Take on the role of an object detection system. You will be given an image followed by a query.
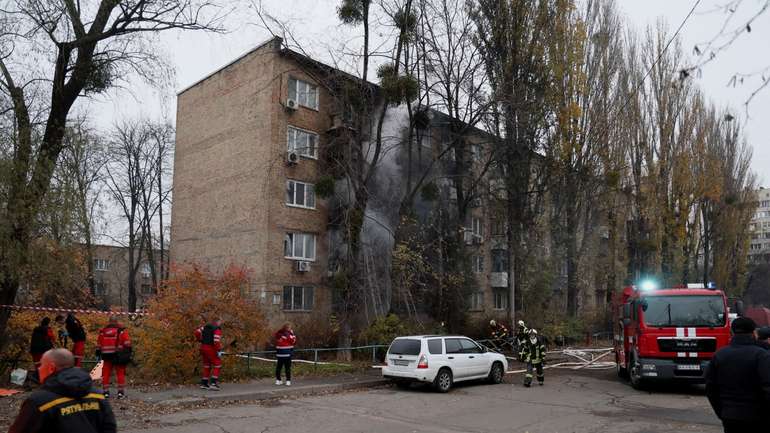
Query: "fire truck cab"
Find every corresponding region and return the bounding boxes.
[613,282,731,389]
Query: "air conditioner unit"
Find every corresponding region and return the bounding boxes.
[287,151,299,165]
[286,98,298,110]
[297,261,311,272]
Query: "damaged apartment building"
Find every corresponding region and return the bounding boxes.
[171,37,609,328]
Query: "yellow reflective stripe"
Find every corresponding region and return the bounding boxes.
[38,393,104,412]
[38,397,74,412]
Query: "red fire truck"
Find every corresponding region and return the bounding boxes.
[613,282,732,388]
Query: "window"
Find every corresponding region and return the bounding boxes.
[282,286,314,311]
[761,200,770,208]
[288,77,319,110]
[286,180,316,209]
[473,256,484,273]
[764,222,770,229]
[491,249,508,273]
[140,262,151,279]
[493,289,508,310]
[272,294,282,305]
[141,284,156,295]
[470,144,482,162]
[287,126,319,159]
[389,339,421,355]
[460,338,482,354]
[94,259,109,271]
[751,243,763,251]
[445,338,463,354]
[428,339,443,355]
[94,281,107,296]
[471,217,483,238]
[468,292,483,311]
[284,232,316,261]
[490,216,506,236]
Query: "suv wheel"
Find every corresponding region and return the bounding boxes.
[433,368,452,393]
[488,362,504,384]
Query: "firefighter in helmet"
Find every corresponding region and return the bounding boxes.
[489,319,509,344]
[515,320,529,360]
[522,329,546,387]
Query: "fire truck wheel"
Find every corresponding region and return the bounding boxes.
[629,355,645,390]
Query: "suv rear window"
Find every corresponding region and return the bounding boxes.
[389,339,421,355]
[428,339,443,354]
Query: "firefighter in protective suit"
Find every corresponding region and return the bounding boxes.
[489,320,509,342]
[515,320,529,360]
[522,329,546,387]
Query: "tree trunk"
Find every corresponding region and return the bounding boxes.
[564,185,580,317]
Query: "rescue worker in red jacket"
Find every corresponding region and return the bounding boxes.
[274,322,296,386]
[96,316,131,399]
[30,317,56,372]
[56,313,87,367]
[195,318,223,391]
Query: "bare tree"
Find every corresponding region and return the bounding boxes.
[0,0,228,345]
[104,119,168,311]
[59,118,108,295]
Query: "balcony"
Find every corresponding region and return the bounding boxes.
[490,272,508,288]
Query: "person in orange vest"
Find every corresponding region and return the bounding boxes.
[274,322,296,386]
[194,317,223,391]
[30,317,56,373]
[96,316,132,399]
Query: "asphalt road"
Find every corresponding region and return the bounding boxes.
[124,369,722,433]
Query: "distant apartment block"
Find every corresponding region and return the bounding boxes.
[749,187,770,263]
[90,244,163,310]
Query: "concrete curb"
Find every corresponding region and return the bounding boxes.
[152,378,391,405]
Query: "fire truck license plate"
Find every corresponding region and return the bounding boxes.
[676,364,700,371]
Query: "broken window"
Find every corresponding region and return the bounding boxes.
[284,232,317,260]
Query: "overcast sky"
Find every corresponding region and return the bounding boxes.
[85,0,770,187]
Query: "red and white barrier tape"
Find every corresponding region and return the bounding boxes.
[0,304,149,316]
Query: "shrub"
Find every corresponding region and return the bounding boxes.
[1,310,139,379]
[360,314,408,345]
[133,264,268,382]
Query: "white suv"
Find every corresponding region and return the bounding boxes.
[381,335,508,392]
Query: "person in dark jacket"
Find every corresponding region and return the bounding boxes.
[705,317,770,433]
[56,314,88,367]
[9,348,116,433]
[30,317,56,371]
[274,322,296,386]
[757,326,770,350]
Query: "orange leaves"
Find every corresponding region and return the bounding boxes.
[132,263,268,382]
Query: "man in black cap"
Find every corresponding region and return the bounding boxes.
[705,317,770,433]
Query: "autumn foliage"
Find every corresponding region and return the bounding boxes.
[133,264,268,382]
